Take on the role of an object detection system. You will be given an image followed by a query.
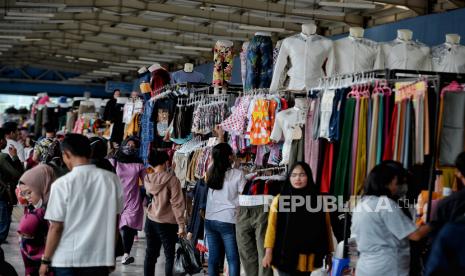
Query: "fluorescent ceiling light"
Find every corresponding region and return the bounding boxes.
[147,54,182,59]
[292,8,346,17]
[0,35,26,39]
[48,20,74,23]
[395,5,410,10]
[14,1,66,8]
[211,36,250,42]
[108,65,136,70]
[238,25,287,33]
[0,30,33,33]
[21,38,43,41]
[127,60,153,65]
[163,49,202,56]
[228,29,255,34]
[4,16,50,21]
[318,1,376,9]
[65,56,75,59]
[174,45,211,52]
[78,57,98,62]
[138,57,174,63]
[265,16,315,24]
[7,11,55,17]
[62,7,98,13]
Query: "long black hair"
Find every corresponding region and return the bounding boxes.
[206,143,233,190]
[283,161,317,194]
[364,160,407,198]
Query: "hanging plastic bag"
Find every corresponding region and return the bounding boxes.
[173,238,203,276]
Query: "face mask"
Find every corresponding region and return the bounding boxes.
[33,198,43,209]
[121,146,139,156]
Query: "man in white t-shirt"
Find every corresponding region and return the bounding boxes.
[1,122,25,163]
[39,134,123,276]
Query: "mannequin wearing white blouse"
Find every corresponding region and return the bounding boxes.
[382,29,432,71]
[432,34,465,73]
[270,23,335,92]
[334,27,383,74]
[270,98,308,165]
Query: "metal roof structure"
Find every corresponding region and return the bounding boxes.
[0,0,463,83]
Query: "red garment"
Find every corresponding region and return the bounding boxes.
[150,68,171,96]
[383,102,399,161]
[320,142,334,193]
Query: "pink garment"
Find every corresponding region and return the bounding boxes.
[304,98,320,183]
[111,160,146,230]
[18,208,47,275]
[38,96,50,105]
[350,98,361,195]
[221,96,251,135]
[73,118,84,134]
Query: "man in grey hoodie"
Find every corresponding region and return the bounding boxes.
[144,150,186,276]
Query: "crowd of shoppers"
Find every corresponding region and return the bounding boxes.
[0,119,465,276]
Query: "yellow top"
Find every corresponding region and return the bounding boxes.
[264,195,333,272]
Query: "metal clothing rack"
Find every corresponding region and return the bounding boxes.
[318,69,465,261]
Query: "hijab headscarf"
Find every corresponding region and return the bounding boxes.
[19,164,56,206]
[272,162,329,272]
[114,136,143,164]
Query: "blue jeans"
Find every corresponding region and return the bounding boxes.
[245,35,273,90]
[205,219,240,276]
[0,200,11,244]
[53,267,109,276]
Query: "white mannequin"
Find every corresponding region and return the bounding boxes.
[255,31,271,37]
[397,29,413,41]
[432,34,465,73]
[270,22,334,91]
[446,34,461,44]
[184,63,194,73]
[302,23,317,36]
[383,29,431,70]
[349,27,364,38]
[148,63,162,72]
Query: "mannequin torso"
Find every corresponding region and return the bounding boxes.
[334,27,383,74]
[382,29,431,70]
[270,23,334,91]
[432,34,465,73]
[184,63,194,73]
[255,31,271,37]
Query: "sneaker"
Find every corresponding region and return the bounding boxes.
[121,255,135,265]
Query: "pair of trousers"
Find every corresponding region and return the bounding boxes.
[0,200,11,244]
[236,206,273,276]
[121,225,138,255]
[245,35,273,91]
[205,219,240,276]
[213,41,234,87]
[144,219,178,276]
[54,267,109,276]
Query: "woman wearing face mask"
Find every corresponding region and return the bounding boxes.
[262,162,332,276]
[351,161,430,276]
[204,143,246,276]
[17,164,56,276]
[110,136,146,265]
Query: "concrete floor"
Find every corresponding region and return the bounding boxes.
[3,207,207,275]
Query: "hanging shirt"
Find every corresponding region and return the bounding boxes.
[334,36,383,74]
[382,39,432,71]
[432,43,465,73]
[171,70,206,84]
[270,107,307,165]
[270,33,335,92]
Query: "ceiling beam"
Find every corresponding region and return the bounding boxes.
[50,12,251,39]
[193,0,364,26]
[54,0,302,31]
[373,0,428,14]
[448,0,465,8]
